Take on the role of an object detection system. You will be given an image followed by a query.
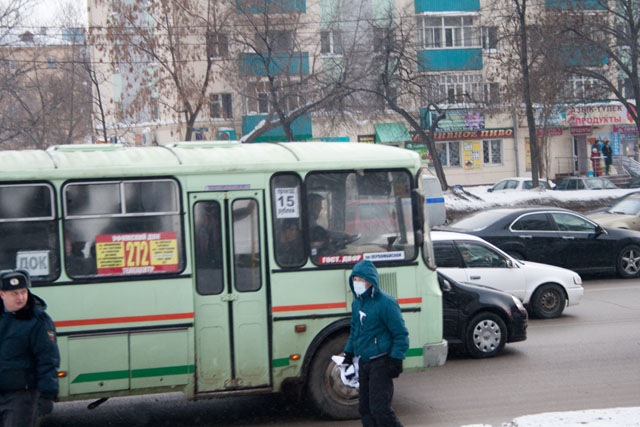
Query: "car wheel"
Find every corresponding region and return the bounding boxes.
[465,312,506,358]
[306,333,359,420]
[531,283,565,319]
[617,245,640,278]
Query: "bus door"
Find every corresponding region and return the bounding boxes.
[190,191,270,392]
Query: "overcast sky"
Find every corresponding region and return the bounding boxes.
[29,0,87,26]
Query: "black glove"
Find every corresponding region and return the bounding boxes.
[387,357,403,378]
[342,351,354,366]
[37,397,54,416]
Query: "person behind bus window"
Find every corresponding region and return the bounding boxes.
[0,270,60,426]
[308,193,359,256]
[276,218,304,267]
[308,193,330,252]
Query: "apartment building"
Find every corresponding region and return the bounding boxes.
[86,0,638,185]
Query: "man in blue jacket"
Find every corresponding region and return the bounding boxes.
[343,260,409,427]
[0,270,60,427]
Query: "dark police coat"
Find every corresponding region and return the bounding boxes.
[0,292,60,399]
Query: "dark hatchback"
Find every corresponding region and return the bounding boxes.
[439,272,528,358]
[440,207,640,278]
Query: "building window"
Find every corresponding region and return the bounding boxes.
[417,15,479,49]
[563,73,608,101]
[619,77,633,99]
[438,74,482,103]
[373,27,395,53]
[210,93,233,119]
[436,141,461,167]
[246,80,303,114]
[4,60,15,72]
[207,32,229,58]
[320,30,342,55]
[481,26,498,50]
[47,57,57,68]
[483,139,502,164]
[484,82,500,104]
[256,30,293,52]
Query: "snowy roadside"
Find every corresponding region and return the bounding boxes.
[463,406,640,427]
[443,185,640,221]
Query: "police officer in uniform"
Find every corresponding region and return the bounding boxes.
[0,270,59,427]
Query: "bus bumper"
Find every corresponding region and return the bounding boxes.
[423,339,448,367]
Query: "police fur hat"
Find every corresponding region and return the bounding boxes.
[0,269,31,291]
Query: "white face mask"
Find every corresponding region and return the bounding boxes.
[353,280,368,296]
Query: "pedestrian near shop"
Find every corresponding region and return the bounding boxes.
[602,138,613,175]
[343,260,409,427]
[591,140,602,177]
[0,270,60,427]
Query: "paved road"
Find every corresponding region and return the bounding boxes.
[42,277,640,427]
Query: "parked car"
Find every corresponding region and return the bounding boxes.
[439,272,528,358]
[487,177,554,192]
[554,176,618,190]
[587,192,640,231]
[440,207,640,278]
[432,231,583,318]
[625,177,640,188]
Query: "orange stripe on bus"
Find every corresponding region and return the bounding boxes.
[398,298,422,304]
[272,302,347,313]
[55,312,195,328]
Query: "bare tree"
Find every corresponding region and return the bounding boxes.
[558,0,640,134]
[335,4,451,189]
[91,0,230,141]
[228,0,351,142]
[483,0,569,186]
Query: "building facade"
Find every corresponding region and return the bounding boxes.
[86,0,638,185]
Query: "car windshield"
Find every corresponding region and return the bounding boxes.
[586,178,615,189]
[447,210,510,231]
[608,195,640,215]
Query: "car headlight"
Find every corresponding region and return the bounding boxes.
[573,274,582,285]
[511,296,526,311]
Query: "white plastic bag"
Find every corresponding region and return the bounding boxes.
[331,355,360,389]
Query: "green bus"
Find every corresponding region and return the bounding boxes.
[0,141,446,419]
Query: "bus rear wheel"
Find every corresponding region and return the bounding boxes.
[306,333,359,420]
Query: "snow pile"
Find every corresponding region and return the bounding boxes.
[443,186,639,221]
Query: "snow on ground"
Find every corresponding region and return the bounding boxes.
[462,406,640,427]
[443,185,640,221]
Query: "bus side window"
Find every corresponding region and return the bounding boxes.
[0,184,59,283]
[270,173,306,268]
[63,179,184,279]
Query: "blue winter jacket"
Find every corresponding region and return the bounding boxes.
[0,292,60,399]
[344,260,409,362]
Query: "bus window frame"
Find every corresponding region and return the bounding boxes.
[62,177,186,280]
[0,182,59,284]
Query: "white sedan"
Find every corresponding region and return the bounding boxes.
[487,177,554,192]
[432,231,583,318]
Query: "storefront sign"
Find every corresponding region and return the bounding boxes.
[434,128,513,141]
[357,134,375,143]
[566,103,635,126]
[613,125,638,134]
[537,128,563,137]
[462,141,482,170]
[433,109,485,131]
[570,126,592,135]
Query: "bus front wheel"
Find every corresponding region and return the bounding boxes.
[306,333,359,420]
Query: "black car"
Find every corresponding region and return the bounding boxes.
[439,272,528,358]
[441,207,640,278]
